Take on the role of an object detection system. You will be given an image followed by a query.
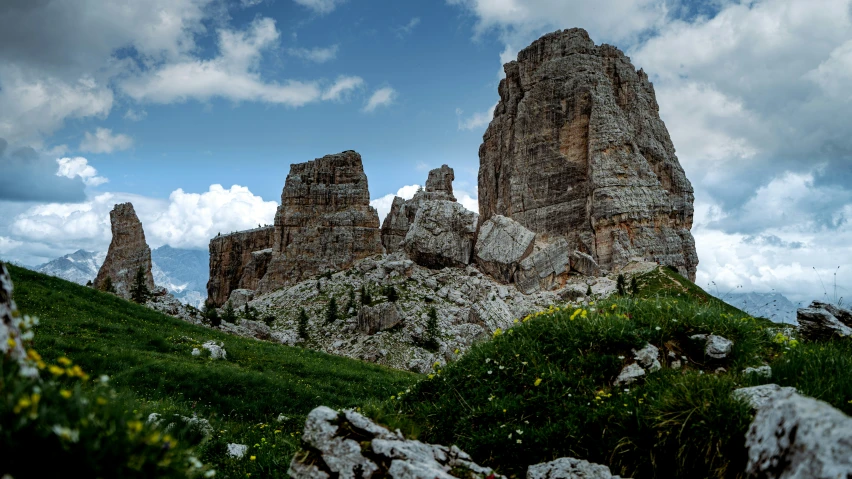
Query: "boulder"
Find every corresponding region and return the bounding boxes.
[258,151,384,293]
[474,215,536,283]
[527,457,628,479]
[93,203,156,299]
[514,239,571,294]
[614,363,645,386]
[743,365,772,378]
[478,28,698,280]
[745,391,852,478]
[468,297,514,333]
[797,301,852,341]
[632,343,661,372]
[570,250,601,277]
[403,200,478,269]
[733,384,797,411]
[691,334,733,359]
[357,302,403,335]
[288,406,502,479]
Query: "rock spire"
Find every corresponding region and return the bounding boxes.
[478,28,698,280]
[94,202,155,298]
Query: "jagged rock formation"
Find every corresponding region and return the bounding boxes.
[94,203,155,298]
[207,227,274,307]
[257,151,383,293]
[381,165,458,253]
[478,28,698,280]
[797,301,852,340]
[403,201,478,269]
[527,457,627,479]
[289,406,503,479]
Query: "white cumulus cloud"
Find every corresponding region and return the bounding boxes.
[288,44,339,63]
[56,157,108,187]
[293,0,346,14]
[370,184,421,224]
[321,76,364,101]
[79,128,134,154]
[457,102,496,131]
[363,87,396,112]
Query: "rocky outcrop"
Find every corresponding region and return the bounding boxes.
[527,457,628,479]
[514,239,572,294]
[357,302,403,335]
[381,165,459,254]
[797,301,852,341]
[478,28,698,280]
[94,203,155,299]
[745,390,852,478]
[474,215,535,283]
[289,406,502,479]
[207,227,274,307]
[258,151,383,292]
[403,200,478,269]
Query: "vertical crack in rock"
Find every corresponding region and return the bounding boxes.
[478,28,698,280]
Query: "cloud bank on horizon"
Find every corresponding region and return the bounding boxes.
[0,0,850,304]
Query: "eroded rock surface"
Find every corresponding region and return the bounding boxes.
[94,203,155,299]
[381,165,460,254]
[515,239,571,294]
[527,457,628,479]
[404,200,478,269]
[289,406,502,479]
[257,151,384,292]
[797,301,852,341]
[357,302,403,335]
[745,391,852,478]
[207,227,274,307]
[478,28,698,280]
[474,215,535,283]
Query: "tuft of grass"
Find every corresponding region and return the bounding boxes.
[7,264,417,476]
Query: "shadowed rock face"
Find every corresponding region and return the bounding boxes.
[94,202,155,298]
[257,151,383,292]
[207,227,275,307]
[478,28,698,280]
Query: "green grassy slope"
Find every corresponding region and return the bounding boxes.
[8,264,417,477]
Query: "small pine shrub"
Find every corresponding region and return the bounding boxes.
[297,308,310,340]
[129,266,151,304]
[630,276,639,296]
[101,276,116,294]
[325,297,338,324]
[221,301,237,324]
[424,307,440,351]
[360,284,372,307]
[586,284,593,296]
[385,285,399,303]
[616,274,626,296]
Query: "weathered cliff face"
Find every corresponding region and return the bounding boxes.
[478,28,698,280]
[257,151,384,292]
[94,202,156,298]
[381,165,457,254]
[207,227,274,307]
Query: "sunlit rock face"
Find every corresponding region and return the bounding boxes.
[478,28,698,280]
[257,151,384,293]
[207,227,274,307]
[94,202,155,298]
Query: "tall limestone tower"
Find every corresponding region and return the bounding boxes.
[478,28,698,280]
[93,202,156,298]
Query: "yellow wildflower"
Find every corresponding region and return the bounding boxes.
[7,338,16,348]
[60,389,73,399]
[534,378,542,387]
[48,365,65,376]
[250,456,256,461]
[493,328,503,337]
[58,357,73,366]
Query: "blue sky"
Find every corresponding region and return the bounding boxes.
[1,0,851,303]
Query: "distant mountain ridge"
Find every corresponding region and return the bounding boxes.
[36,246,209,308]
[716,291,799,324]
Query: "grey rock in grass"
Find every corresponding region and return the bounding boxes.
[743,365,772,378]
[632,343,661,372]
[614,363,645,386]
[357,302,403,335]
[745,391,852,478]
[569,251,601,277]
[527,457,629,479]
[403,200,478,269]
[733,384,797,411]
[515,238,572,294]
[474,215,536,283]
[797,301,852,341]
[691,334,733,359]
[200,340,226,360]
[227,443,248,458]
[289,406,503,479]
